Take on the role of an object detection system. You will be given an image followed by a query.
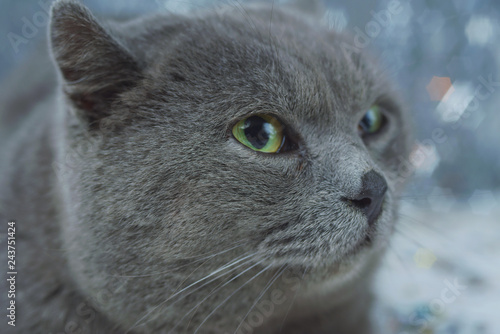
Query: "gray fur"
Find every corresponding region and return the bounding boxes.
[0,1,412,333]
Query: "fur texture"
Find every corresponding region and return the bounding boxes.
[0,1,412,333]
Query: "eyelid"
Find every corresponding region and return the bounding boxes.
[373,95,401,116]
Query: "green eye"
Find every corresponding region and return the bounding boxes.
[358,105,385,135]
[232,114,285,153]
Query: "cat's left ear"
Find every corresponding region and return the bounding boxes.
[49,0,141,124]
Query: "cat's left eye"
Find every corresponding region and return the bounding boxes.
[358,105,387,136]
[232,114,286,153]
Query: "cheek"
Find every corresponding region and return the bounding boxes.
[185,172,301,225]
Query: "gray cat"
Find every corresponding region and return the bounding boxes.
[0,0,412,333]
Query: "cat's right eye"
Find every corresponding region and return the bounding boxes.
[232,114,293,153]
[358,105,387,137]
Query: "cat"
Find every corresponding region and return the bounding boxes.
[0,0,413,333]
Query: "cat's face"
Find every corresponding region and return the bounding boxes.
[51,1,412,332]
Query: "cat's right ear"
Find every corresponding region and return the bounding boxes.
[49,0,141,127]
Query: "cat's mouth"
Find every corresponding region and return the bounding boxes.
[256,197,389,267]
[256,226,375,267]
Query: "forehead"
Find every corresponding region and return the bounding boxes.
[137,8,386,127]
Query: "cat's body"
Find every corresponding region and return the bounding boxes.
[0,1,412,333]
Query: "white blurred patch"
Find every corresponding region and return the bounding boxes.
[392,0,413,26]
[410,142,440,175]
[436,81,474,123]
[155,0,202,14]
[428,187,456,213]
[468,190,498,215]
[322,9,348,31]
[465,16,494,46]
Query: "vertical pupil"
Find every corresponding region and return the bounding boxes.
[244,116,269,149]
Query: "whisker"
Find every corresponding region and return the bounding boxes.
[397,213,493,268]
[169,258,269,333]
[398,214,459,250]
[384,244,415,281]
[174,241,248,261]
[268,0,281,67]
[393,224,428,250]
[230,0,260,35]
[398,212,456,244]
[141,255,258,331]
[108,241,248,278]
[193,261,274,334]
[125,251,257,333]
[278,266,307,333]
[233,264,287,334]
[398,194,457,199]
[170,258,211,297]
[168,255,257,308]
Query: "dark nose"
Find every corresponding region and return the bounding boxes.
[344,170,388,225]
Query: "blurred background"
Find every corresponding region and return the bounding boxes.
[1,0,498,333]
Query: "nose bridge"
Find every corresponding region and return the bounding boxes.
[314,139,373,197]
[311,136,389,225]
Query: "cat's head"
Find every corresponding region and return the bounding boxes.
[50,0,412,331]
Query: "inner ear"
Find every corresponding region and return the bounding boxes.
[49,0,142,129]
